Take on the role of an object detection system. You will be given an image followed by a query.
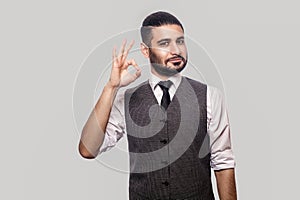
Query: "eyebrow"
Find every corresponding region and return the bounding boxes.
[156,36,185,44]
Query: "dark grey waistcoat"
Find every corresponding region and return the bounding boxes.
[124,77,214,200]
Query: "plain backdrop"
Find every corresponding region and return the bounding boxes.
[1,1,299,199]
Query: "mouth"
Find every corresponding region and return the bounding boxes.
[167,57,184,66]
[171,61,182,66]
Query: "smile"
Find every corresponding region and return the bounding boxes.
[172,61,182,66]
[167,56,184,66]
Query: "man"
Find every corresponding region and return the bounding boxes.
[79,11,237,200]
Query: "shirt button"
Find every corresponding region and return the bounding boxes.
[160,139,168,144]
[161,181,169,186]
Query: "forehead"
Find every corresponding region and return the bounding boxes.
[151,24,184,41]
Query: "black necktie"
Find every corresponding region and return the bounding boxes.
[158,80,173,110]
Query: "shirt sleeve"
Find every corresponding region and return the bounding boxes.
[99,90,126,154]
[207,86,236,170]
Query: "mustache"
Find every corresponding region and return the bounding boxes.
[166,55,185,63]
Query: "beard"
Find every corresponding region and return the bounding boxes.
[149,49,188,77]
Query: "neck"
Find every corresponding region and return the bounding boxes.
[151,67,172,80]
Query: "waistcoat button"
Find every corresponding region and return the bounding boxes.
[160,139,168,144]
[161,181,169,186]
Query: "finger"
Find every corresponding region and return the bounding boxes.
[123,58,135,69]
[122,40,135,63]
[128,59,141,78]
[112,46,117,60]
[130,59,141,71]
[132,59,139,67]
[125,40,135,54]
[118,39,127,59]
[135,68,142,78]
[112,46,119,68]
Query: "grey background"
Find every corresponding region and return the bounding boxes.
[1,0,298,199]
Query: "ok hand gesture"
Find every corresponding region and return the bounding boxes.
[109,40,141,88]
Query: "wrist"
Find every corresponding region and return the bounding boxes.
[105,81,119,91]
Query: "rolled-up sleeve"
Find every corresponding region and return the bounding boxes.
[99,90,126,154]
[207,86,235,170]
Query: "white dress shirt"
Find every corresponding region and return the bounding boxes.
[99,72,235,170]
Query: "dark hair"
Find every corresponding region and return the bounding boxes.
[141,11,184,46]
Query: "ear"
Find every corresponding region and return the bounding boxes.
[140,42,150,58]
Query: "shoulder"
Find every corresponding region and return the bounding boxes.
[124,80,150,97]
[207,86,224,101]
[183,76,207,95]
[184,76,207,87]
[182,77,225,102]
[206,85,227,113]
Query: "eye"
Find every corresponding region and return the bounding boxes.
[158,41,169,47]
[177,39,185,45]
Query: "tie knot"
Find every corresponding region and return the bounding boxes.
[158,80,173,90]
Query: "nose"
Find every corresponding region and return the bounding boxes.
[169,42,181,55]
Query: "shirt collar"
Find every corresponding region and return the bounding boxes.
[149,71,182,91]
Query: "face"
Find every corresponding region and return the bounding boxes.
[148,24,188,77]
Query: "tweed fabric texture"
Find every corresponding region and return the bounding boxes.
[125,77,214,200]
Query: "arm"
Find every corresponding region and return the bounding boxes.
[208,87,237,199]
[78,83,118,159]
[214,168,237,200]
[78,40,141,159]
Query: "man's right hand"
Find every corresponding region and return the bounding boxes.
[108,40,141,88]
[79,40,141,159]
